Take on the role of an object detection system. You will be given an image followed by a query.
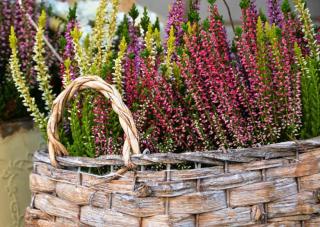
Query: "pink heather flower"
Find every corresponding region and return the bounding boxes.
[180,32,228,148]
[236,1,281,143]
[281,16,302,131]
[139,54,195,151]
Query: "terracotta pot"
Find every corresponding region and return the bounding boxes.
[0,119,43,227]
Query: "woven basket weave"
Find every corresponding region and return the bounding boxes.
[26,76,320,227]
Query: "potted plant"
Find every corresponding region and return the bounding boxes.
[9,0,320,226]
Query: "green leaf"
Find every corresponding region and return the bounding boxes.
[128,3,139,21]
[140,7,150,34]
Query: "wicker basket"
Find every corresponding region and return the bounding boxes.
[25,76,320,227]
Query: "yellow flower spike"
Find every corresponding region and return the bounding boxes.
[108,0,119,43]
[63,58,72,87]
[294,42,307,72]
[9,26,47,136]
[92,0,107,52]
[264,21,272,39]
[71,26,89,76]
[165,26,176,78]
[144,23,157,65]
[113,37,127,96]
[90,0,108,75]
[100,0,119,69]
[256,17,264,41]
[33,10,54,111]
[145,23,154,53]
[38,10,46,28]
[187,21,193,35]
[9,26,17,50]
[153,28,161,49]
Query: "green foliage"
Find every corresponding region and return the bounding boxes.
[67,94,95,157]
[202,19,210,31]
[115,15,130,45]
[235,26,243,37]
[188,0,200,24]
[281,0,291,14]
[239,0,250,9]
[128,3,139,22]
[67,3,77,21]
[294,0,320,138]
[259,9,267,23]
[153,17,160,31]
[295,44,320,138]
[140,7,150,34]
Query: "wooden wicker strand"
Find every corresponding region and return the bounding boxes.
[47,76,140,167]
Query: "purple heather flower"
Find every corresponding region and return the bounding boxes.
[123,21,143,108]
[12,0,37,85]
[0,0,12,71]
[267,0,284,27]
[60,19,79,83]
[165,0,186,46]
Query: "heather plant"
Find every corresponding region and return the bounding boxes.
[9,0,320,158]
[293,0,320,138]
[64,0,121,157]
[60,0,313,154]
[1,0,60,121]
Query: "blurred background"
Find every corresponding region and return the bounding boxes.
[46,0,320,37]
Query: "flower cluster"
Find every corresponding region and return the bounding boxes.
[10,0,320,156]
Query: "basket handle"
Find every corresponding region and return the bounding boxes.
[47,76,140,167]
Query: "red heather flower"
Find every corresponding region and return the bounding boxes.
[241,1,258,52]
[197,5,251,146]
[281,16,302,131]
[236,2,279,144]
[140,55,192,152]
[180,31,228,148]
[92,71,117,155]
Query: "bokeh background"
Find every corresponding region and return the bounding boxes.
[48,0,320,38]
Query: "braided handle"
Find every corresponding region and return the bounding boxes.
[47,76,140,167]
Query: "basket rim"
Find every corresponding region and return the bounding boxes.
[35,136,320,168]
